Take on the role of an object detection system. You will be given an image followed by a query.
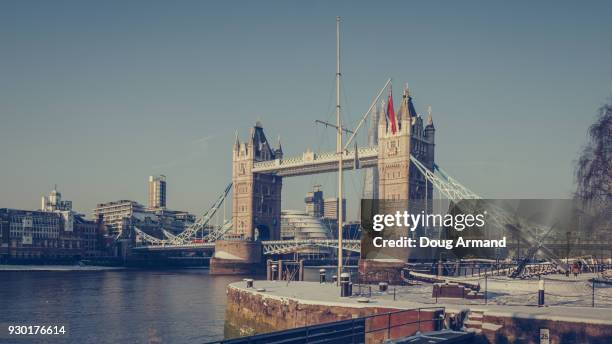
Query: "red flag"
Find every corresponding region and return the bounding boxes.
[387,89,397,134]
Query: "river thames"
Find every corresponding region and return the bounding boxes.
[0,268,249,344]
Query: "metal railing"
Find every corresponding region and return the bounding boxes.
[208,318,366,344]
[363,307,445,341]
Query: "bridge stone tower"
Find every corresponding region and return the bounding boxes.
[231,122,283,241]
[361,87,436,281]
[378,89,412,201]
[377,87,435,203]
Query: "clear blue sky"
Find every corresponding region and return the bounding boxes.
[1,1,611,220]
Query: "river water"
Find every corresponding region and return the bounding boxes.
[0,268,249,344]
[0,267,342,344]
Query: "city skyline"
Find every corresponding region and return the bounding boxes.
[1,1,611,220]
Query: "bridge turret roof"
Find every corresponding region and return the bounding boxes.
[276,136,283,153]
[426,105,435,129]
[234,131,240,150]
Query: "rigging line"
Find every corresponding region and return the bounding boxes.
[340,76,353,130]
[348,163,361,195]
[342,82,365,154]
[309,78,336,190]
[344,79,391,150]
[348,172,362,242]
[312,77,338,161]
[339,77,365,229]
[324,75,338,124]
[309,128,324,187]
[312,121,335,189]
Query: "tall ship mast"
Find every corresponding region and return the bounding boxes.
[336,16,344,282]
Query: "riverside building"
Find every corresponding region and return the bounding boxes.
[0,188,103,262]
[93,175,195,238]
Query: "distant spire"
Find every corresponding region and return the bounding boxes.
[234,131,240,150]
[354,142,360,169]
[427,106,434,126]
[397,84,409,124]
[405,83,410,97]
[276,136,283,152]
[379,99,387,128]
[406,84,417,118]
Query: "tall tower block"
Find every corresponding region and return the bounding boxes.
[148,175,167,209]
[231,122,283,241]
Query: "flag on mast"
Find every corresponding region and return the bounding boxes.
[386,87,397,134]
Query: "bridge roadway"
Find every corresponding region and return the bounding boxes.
[131,239,362,255]
[252,146,378,177]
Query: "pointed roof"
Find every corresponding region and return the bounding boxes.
[407,87,417,118]
[426,105,434,128]
[251,124,274,160]
[397,86,410,122]
[276,136,283,153]
[378,99,387,128]
[234,131,240,150]
[50,185,61,197]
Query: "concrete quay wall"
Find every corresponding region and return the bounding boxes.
[224,281,612,344]
[224,285,438,342]
[478,311,612,344]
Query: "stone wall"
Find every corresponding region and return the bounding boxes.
[225,285,439,343]
[210,240,264,275]
[225,283,612,344]
[480,313,612,344]
[214,240,262,262]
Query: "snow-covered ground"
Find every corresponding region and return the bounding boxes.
[397,272,612,308]
[229,275,612,324]
[390,274,612,308]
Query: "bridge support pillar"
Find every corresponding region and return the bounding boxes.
[210,240,264,275]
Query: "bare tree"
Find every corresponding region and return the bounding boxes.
[574,104,611,236]
[575,104,611,203]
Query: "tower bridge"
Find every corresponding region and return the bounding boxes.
[230,87,435,243]
[129,15,606,276]
[133,86,439,265]
[133,84,591,277]
[131,93,593,277]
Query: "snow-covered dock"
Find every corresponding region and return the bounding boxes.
[226,277,612,343]
[229,278,612,324]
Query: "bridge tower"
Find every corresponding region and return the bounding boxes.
[377,88,414,201]
[361,87,436,282]
[231,122,283,241]
[377,87,435,204]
